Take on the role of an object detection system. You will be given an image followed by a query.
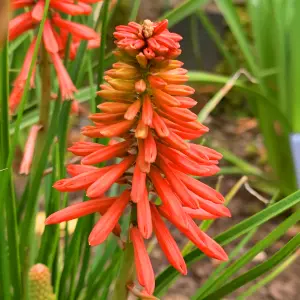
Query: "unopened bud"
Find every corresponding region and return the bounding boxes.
[148,75,167,89]
[136,52,148,68]
[142,19,154,38]
[135,120,149,139]
[116,68,140,79]
[29,264,55,300]
[165,60,184,70]
[107,78,135,91]
[135,79,146,93]
[144,48,155,60]
[124,100,142,120]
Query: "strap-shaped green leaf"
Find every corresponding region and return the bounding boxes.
[201,234,300,299]
[188,71,291,133]
[236,251,299,299]
[154,190,300,296]
[0,34,13,300]
[129,0,141,21]
[193,210,300,299]
[160,0,210,27]
[96,0,111,106]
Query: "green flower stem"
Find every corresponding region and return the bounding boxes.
[38,45,51,130]
[112,241,134,300]
[34,44,51,162]
[111,205,136,300]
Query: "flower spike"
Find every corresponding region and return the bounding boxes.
[46,18,230,296]
[8,0,102,112]
[50,52,77,100]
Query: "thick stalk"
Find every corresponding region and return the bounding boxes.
[111,205,136,300]
[39,45,51,131]
[33,44,51,167]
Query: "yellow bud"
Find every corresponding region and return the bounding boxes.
[136,53,148,69]
[107,78,135,91]
[135,79,146,93]
[29,264,55,300]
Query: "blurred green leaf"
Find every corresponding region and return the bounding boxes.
[0,37,13,300]
[37,143,60,267]
[188,71,291,133]
[160,0,210,27]
[154,190,300,296]
[196,10,237,71]
[215,0,258,74]
[236,251,299,300]
[9,34,30,54]
[201,234,300,299]
[214,0,297,192]
[193,210,300,299]
[96,0,111,106]
[287,0,300,131]
[85,250,122,299]
[194,227,257,298]
[129,0,141,21]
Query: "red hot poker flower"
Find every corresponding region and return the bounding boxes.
[46,19,231,296]
[8,0,103,112]
[9,37,37,113]
[50,52,77,100]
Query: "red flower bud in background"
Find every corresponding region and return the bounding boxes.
[46,19,230,295]
[8,0,103,112]
[19,125,42,175]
